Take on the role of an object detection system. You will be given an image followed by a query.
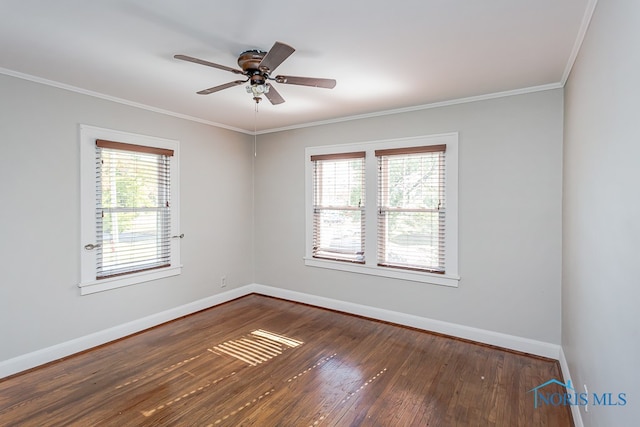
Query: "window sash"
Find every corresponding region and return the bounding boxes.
[95,145,172,279]
[377,149,446,273]
[312,155,365,263]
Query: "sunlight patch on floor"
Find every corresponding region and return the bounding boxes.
[209,329,303,366]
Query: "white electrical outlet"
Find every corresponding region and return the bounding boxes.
[584,384,589,412]
[221,276,227,288]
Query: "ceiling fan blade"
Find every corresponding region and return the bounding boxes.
[275,75,336,89]
[174,54,244,75]
[197,80,246,95]
[258,42,295,73]
[264,84,285,105]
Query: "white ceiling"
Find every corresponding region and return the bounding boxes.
[0,0,593,133]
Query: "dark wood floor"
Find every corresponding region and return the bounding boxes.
[0,294,573,426]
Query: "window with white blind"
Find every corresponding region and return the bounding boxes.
[311,152,365,263]
[95,139,172,278]
[80,125,181,295]
[305,134,459,287]
[377,145,446,273]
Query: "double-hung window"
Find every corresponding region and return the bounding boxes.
[305,134,459,287]
[377,145,446,273]
[80,125,181,295]
[311,152,365,263]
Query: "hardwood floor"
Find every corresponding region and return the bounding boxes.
[0,294,573,426]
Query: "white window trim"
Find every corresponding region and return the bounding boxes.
[79,125,181,295]
[305,133,459,287]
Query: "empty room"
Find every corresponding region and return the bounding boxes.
[0,1,637,426]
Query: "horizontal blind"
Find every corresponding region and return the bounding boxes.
[377,146,446,273]
[312,152,365,263]
[96,142,172,279]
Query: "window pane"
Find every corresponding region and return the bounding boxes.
[98,210,170,276]
[385,153,443,210]
[313,208,364,262]
[378,211,444,271]
[315,159,363,207]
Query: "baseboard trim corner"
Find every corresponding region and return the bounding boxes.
[251,284,561,359]
[0,285,254,379]
[559,347,585,427]
[2,283,562,380]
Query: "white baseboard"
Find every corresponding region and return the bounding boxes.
[1,283,561,380]
[0,286,251,379]
[559,347,584,427]
[251,284,561,359]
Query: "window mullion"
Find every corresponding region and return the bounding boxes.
[364,149,378,267]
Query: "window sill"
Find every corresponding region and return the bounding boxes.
[304,257,459,287]
[78,265,182,295]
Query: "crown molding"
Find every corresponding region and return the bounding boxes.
[1,66,564,137]
[257,82,563,135]
[561,0,599,86]
[0,67,253,135]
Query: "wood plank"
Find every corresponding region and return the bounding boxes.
[0,294,573,426]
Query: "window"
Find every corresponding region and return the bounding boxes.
[311,152,365,263]
[377,145,446,273]
[305,134,459,287]
[80,125,181,295]
[95,140,172,278]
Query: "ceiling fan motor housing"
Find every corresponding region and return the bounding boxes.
[238,50,268,73]
[249,74,266,85]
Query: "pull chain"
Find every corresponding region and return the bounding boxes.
[254,102,258,157]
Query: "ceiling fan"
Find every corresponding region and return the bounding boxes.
[174,41,336,105]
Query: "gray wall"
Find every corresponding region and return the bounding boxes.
[0,74,254,361]
[0,66,566,369]
[254,89,564,344]
[563,1,639,425]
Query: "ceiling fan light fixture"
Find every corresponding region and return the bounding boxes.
[247,83,269,95]
[247,83,271,104]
